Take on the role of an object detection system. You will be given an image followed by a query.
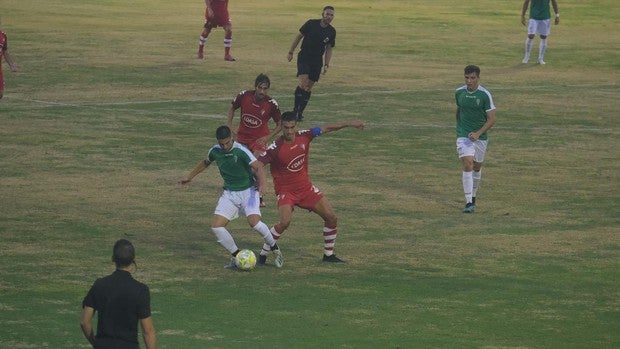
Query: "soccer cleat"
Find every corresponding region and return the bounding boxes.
[257,254,267,265]
[273,249,284,268]
[322,254,345,263]
[463,202,476,213]
[295,113,304,122]
[224,55,236,61]
[521,57,529,64]
[224,258,237,269]
[538,59,546,65]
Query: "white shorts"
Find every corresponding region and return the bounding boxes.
[528,19,551,36]
[214,187,261,221]
[456,137,488,163]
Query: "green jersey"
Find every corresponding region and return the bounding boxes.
[455,85,495,140]
[207,141,256,191]
[529,0,552,20]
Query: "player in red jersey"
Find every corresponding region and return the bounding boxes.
[227,74,282,155]
[227,73,282,207]
[0,30,18,99]
[257,112,364,264]
[197,0,235,61]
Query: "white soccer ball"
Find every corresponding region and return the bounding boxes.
[235,249,256,271]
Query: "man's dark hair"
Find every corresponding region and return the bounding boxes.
[323,6,335,12]
[215,125,232,140]
[464,65,481,77]
[254,73,270,88]
[112,239,135,268]
[281,111,297,122]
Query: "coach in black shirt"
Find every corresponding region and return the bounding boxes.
[80,239,156,349]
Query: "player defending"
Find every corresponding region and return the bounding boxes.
[521,0,560,64]
[455,65,496,213]
[0,29,18,99]
[180,126,283,268]
[257,112,364,264]
[197,0,236,61]
[287,6,336,121]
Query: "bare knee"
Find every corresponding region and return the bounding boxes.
[527,34,535,39]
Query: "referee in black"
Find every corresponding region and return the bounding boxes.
[287,6,336,121]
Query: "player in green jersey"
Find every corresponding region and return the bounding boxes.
[455,65,496,213]
[521,0,560,64]
[180,125,283,268]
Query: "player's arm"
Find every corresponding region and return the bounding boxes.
[319,119,365,135]
[287,32,304,62]
[140,316,157,349]
[226,104,238,137]
[179,159,211,184]
[3,49,17,72]
[455,106,460,121]
[468,109,496,141]
[323,45,332,74]
[79,306,96,346]
[521,0,530,26]
[250,160,268,196]
[551,0,560,24]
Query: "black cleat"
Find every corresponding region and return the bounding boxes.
[322,254,345,263]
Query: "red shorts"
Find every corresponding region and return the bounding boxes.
[204,7,231,27]
[276,183,324,211]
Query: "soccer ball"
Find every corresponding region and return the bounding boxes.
[235,249,256,270]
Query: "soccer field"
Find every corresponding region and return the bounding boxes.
[1,0,618,348]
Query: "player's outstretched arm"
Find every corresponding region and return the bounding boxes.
[179,160,210,184]
[319,119,365,134]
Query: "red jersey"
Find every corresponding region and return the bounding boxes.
[258,129,320,194]
[205,0,231,26]
[231,90,281,148]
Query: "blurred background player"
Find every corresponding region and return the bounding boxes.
[0,28,18,99]
[287,6,336,121]
[179,126,283,268]
[454,65,496,213]
[257,112,364,264]
[227,73,282,207]
[521,0,560,64]
[197,0,235,61]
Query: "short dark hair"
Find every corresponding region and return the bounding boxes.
[281,111,297,122]
[464,65,480,76]
[216,125,232,140]
[323,5,334,12]
[254,73,270,88]
[112,239,135,268]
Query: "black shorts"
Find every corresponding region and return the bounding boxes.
[296,56,322,82]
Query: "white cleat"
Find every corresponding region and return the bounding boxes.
[538,59,546,65]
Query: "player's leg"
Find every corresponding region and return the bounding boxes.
[198,24,214,59]
[223,23,235,61]
[523,19,537,63]
[259,203,293,265]
[457,138,476,212]
[212,192,243,267]
[537,20,551,64]
[471,140,488,206]
[311,197,344,263]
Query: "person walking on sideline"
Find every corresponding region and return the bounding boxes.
[197,0,236,61]
[180,125,283,268]
[287,6,336,121]
[455,65,496,213]
[521,0,560,64]
[257,112,364,264]
[80,239,157,349]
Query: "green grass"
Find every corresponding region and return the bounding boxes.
[1,0,619,348]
